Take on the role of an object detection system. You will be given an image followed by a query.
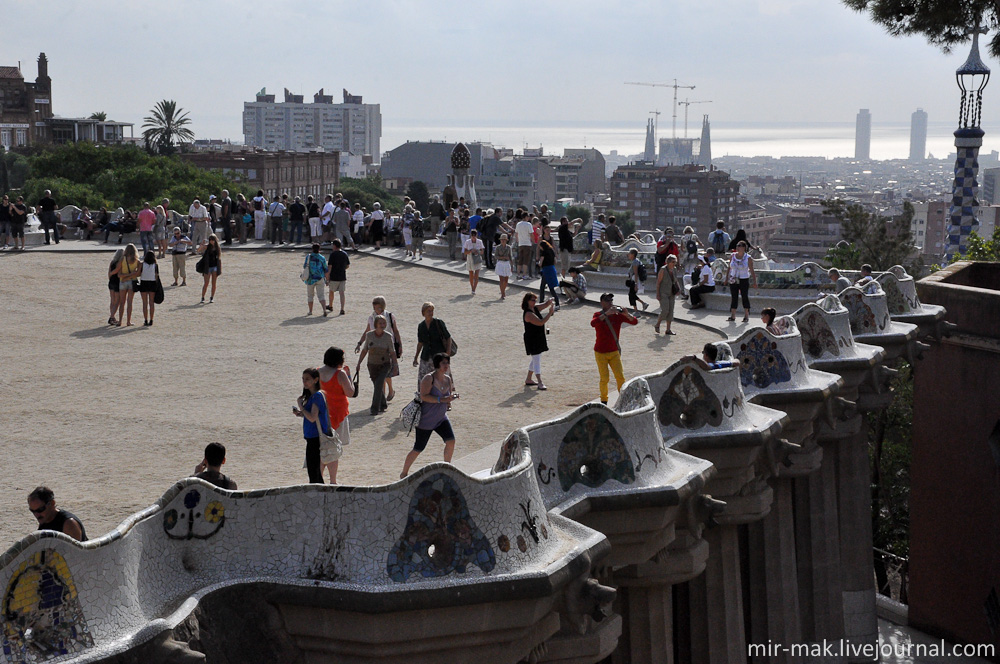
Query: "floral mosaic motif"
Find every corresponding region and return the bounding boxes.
[738,332,792,388]
[795,310,841,358]
[163,489,225,541]
[840,290,877,335]
[2,549,94,664]
[386,474,495,583]
[556,413,635,491]
[658,366,724,429]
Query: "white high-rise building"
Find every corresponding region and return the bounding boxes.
[242,88,381,158]
[909,108,928,162]
[855,109,871,160]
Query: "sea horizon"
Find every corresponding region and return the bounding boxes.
[381,119,999,162]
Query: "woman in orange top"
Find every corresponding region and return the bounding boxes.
[318,346,353,483]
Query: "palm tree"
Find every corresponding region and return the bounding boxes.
[141,100,194,155]
[89,111,107,121]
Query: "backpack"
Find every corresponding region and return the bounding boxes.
[686,238,697,257]
[253,198,263,211]
[711,230,727,255]
[637,262,648,282]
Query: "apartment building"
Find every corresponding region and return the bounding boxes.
[243,88,380,158]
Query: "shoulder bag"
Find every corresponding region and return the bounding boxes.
[436,319,458,357]
[602,312,622,353]
[195,254,207,274]
[154,276,165,304]
[389,312,402,358]
[315,399,343,461]
[399,393,422,435]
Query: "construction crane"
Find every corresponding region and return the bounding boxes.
[625,80,695,139]
[677,99,713,137]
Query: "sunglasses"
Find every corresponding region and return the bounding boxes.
[30,504,48,514]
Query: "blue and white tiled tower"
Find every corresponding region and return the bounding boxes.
[946,28,991,260]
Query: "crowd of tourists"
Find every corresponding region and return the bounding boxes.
[21,186,799,545]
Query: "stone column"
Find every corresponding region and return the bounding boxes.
[611,509,714,664]
[945,127,985,260]
[687,525,748,664]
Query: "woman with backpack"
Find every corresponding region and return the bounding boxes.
[680,226,701,277]
[626,248,650,312]
[302,243,329,316]
[252,189,267,240]
[401,204,416,257]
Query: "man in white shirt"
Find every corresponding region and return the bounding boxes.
[688,255,716,309]
[320,195,336,245]
[268,197,286,244]
[188,199,211,254]
[514,214,534,280]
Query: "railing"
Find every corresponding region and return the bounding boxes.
[874,547,909,604]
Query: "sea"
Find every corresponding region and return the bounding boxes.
[382,120,1000,161]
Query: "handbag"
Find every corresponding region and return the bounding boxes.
[195,255,206,274]
[350,369,360,398]
[436,319,458,357]
[154,277,165,304]
[399,394,422,435]
[317,413,343,461]
[388,313,402,358]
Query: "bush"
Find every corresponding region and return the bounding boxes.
[339,177,403,213]
[9,143,246,211]
[566,205,591,225]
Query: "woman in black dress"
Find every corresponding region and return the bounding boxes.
[201,234,222,303]
[522,292,554,391]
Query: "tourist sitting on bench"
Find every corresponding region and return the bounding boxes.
[688,255,715,309]
[575,240,603,272]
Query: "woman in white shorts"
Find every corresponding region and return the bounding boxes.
[494,233,513,300]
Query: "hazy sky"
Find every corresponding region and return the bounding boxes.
[4,0,995,156]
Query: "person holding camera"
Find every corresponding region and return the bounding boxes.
[522,293,554,391]
[591,292,638,404]
[400,353,458,478]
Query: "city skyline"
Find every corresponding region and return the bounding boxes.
[2,1,998,160]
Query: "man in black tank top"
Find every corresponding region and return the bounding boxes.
[193,442,238,490]
[27,486,87,541]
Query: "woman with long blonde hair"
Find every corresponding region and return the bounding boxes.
[116,244,141,326]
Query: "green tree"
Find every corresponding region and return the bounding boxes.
[88,111,107,121]
[961,228,1000,260]
[338,177,403,212]
[142,100,195,156]
[566,205,591,226]
[844,0,1000,57]
[19,143,245,210]
[821,199,922,273]
[406,180,430,215]
[869,361,913,601]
